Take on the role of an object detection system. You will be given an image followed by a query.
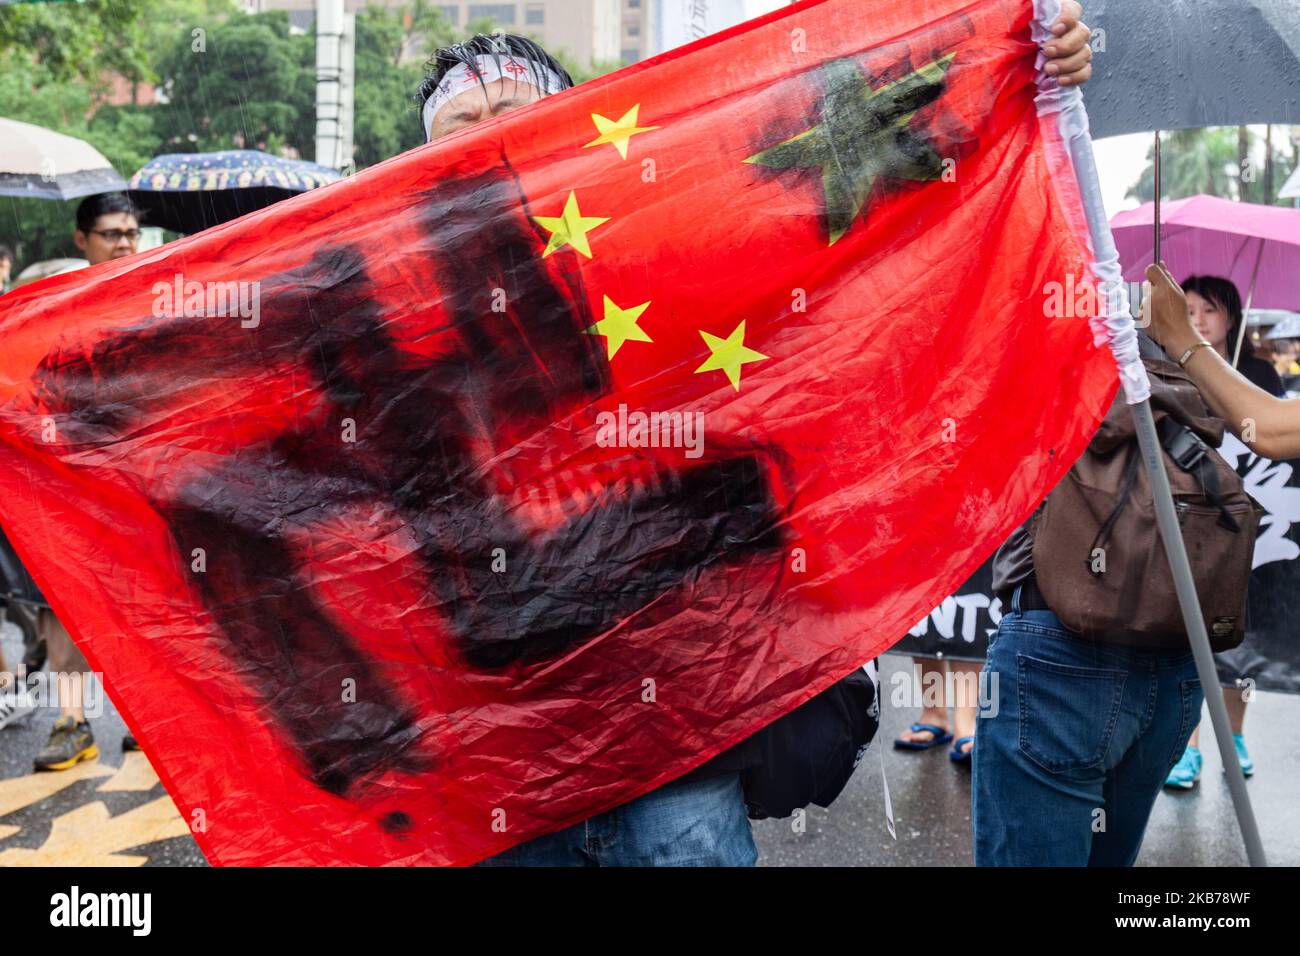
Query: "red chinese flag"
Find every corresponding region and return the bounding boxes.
[0,0,1116,864]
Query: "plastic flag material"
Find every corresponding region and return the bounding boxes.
[0,0,1118,864]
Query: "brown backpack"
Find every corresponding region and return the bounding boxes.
[1031,355,1263,652]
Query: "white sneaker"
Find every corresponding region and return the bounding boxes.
[0,689,36,730]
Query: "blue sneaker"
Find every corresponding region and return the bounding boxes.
[1164,746,1202,790]
[1233,735,1254,777]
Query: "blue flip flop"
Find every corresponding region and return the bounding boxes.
[894,723,953,750]
[949,736,975,764]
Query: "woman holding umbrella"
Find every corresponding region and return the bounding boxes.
[1147,263,1300,459]
[1182,276,1285,397]
[1148,265,1300,792]
[1154,273,1285,789]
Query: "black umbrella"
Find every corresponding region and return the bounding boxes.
[1083,0,1299,140]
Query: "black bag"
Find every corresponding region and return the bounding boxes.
[741,662,880,820]
[0,526,47,608]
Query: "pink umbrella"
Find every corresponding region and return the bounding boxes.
[1110,195,1300,361]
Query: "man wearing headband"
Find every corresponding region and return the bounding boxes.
[418,34,574,143]
[419,12,1094,867]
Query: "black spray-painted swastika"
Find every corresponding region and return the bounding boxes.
[34,168,783,797]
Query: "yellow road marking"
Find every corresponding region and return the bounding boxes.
[97,752,161,793]
[0,796,190,866]
[0,759,113,817]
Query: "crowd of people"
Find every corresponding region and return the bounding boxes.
[0,1,1295,867]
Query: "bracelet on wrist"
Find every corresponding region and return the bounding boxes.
[1176,340,1213,368]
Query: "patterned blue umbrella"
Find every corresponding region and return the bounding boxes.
[128,150,342,234]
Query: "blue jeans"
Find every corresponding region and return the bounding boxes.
[973,593,1203,866]
[476,772,757,867]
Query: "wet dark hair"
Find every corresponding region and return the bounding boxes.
[75,192,138,234]
[1183,274,1252,360]
[0,243,12,263]
[416,33,574,135]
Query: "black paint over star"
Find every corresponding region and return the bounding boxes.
[746,54,954,245]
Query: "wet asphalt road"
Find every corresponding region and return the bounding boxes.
[1,618,1294,866]
[753,653,1300,866]
[0,623,206,866]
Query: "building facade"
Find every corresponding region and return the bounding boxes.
[250,0,625,67]
[248,0,787,65]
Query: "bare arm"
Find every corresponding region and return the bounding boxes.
[1143,263,1300,460]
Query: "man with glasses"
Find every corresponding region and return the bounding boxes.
[72,193,140,267]
[28,193,143,770]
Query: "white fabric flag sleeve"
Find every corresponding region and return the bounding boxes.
[1032,0,1151,405]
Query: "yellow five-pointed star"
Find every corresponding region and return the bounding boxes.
[534,191,610,258]
[585,295,652,359]
[583,105,659,159]
[695,320,768,391]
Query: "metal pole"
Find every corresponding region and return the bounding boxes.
[315,0,344,169]
[339,10,356,172]
[1153,130,1162,265]
[1230,239,1265,369]
[1130,399,1267,866]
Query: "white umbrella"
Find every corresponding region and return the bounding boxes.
[0,117,127,200]
[1266,313,1300,340]
[11,258,88,289]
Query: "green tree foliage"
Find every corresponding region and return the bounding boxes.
[352,2,459,167]
[0,0,625,266]
[0,0,149,85]
[0,29,159,262]
[153,11,315,156]
[1129,126,1299,207]
[0,0,238,262]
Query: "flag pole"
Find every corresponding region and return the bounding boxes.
[1128,401,1266,866]
[1153,130,1162,264]
[1033,0,1266,865]
[1230,239,1266,369]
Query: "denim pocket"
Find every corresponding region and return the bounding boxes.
[1017,654,1126,773]
[1169,677,1205,769]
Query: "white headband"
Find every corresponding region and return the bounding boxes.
[422,54,566,138]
